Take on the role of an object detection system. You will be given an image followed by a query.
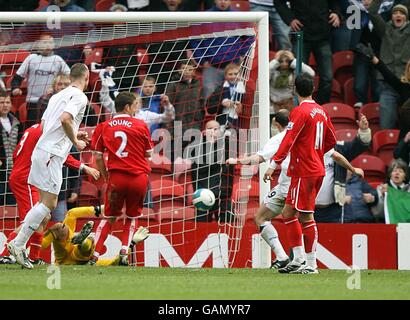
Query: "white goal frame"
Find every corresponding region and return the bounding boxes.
[0,11,271,202]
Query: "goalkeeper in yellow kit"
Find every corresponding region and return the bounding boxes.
[41,205,149,266]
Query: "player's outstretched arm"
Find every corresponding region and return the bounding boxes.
[60,112,86,151]
[94,152,108,182]
[331,150,364,179]
[226,154,264,165]
[82,165,100,181]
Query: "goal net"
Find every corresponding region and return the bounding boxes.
[0,12,270,268]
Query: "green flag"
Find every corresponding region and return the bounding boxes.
[384,186,410,224]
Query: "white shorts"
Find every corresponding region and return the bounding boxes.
[28,148,64,195]
[263,185,286,215]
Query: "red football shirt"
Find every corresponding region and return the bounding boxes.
[272,100,336,177]
[10,123,81,182]
[91,114,153,175]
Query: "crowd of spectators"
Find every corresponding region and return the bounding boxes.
[0,0,409,224]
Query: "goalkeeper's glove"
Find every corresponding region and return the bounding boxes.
[131,226,150,245]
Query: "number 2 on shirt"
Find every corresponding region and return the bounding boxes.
[315,121,324,150]
[115,131,129,158]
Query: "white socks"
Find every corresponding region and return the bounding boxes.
[306,252,317,269]
[292,246,305,264]
[14,203,51,248]
[260,221,288,261]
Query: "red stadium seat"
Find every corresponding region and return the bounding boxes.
[330,79,343,103]
[96,0,115,11]
[151,179,185,203]
[232,177,259,202]
[372,129,400,167]
[231,0,250,11]
[343,77,356,107]
[359,102,381,134]
[149,154,172,175]
[332,50,354,88]
[323,102,357,130]
[159,203,195,221]
[84,48,103,66]
[335,129,357,142]
[137,207,159,221]
[0,51,30,66]
[0,206,18,219]
[77,181,100,206]
[17,102,27,124]
[351,155,386,183]
[269,51,277,61]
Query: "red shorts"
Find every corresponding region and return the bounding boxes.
[286,176,324,213]
[9,175,39,221]
[104,171,149,218]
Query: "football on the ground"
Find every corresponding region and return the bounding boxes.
[192,188,216,211]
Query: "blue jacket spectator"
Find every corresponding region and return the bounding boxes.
[342,173,378,223]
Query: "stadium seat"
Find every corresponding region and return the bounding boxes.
[330,79,343,103]
[308,53,316,70]
[0,50,30,66]
[17,102,27,124]
[149,154,172,174]
[368,181,383,190]
[158,203,195,221]
[359,102,381,134]
[231,1,250,11]
[335,128,357,142]
[232,177,259,202]
[151,179,185,203]
[137,207,159,221]
[77,181,100,206]
[323,102,357,130]
[332,50,353,88]
[351,155,386,183]
[0,206,18,219]
[84,47,103,66]
[372,129,400,167]
[343,77,356,107]
[269,51,276,61]
[36,0,49,10]
[96,0,115,11]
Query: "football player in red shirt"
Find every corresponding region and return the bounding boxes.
[89,92,153,265]
[264,73,337,274]
[0,123,100,264]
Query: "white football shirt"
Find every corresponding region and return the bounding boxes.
[257,130,291,195]
[36,86,88,158]
[316,149,336,206]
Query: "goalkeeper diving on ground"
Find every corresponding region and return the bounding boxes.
[40,205,149,266]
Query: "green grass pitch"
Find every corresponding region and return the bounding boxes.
[0,266,409,300]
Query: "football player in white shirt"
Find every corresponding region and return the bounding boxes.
[227,109,365,270]
[8,63,90,269]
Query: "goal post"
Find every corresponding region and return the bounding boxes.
[0,11,271,268]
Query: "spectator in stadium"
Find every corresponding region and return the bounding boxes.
[351,0,381,110]
[368,1,410,129]
[165,59,205,158]
[315,114,372,223]
[188,0,254,99]
[0,92,21,205]
[116,0,150,11]
[39,1,94,66]
[153,0,187,11]
[269,50,315,114]
[394,130,410,165]
[249,0,292,50]
[11,34,70,129]
[341,170,378,223]
[368,54,410,137]
[372,159,410,220]
[36,74,71,124]
[189,120,234,223]
[137,77,162,133]
[206,63,244,129]
[275,0,341,105]
[71,0,94,11]
[110,3,128,11]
